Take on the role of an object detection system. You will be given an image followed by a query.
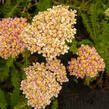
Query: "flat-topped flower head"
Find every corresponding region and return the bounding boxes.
[22,5,76,60]
[67,44,105,78]
[21,62,62,109]
[0,17,28,59]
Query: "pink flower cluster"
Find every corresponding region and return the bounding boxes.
[46,58,68,84]
[0,17,28,59]
[67,44,105,78]
[21,58,68,109]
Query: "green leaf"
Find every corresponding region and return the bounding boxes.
[37,0,52,11]
[6,57,14,68]
[0,89,7,109]
[81,13,93,38]
[22,49,30,68]
[51,99,58,109]
[65,39,78,54]
[4,0,23,17]
[14,97,32,109]
[10,87,20,108]
[73,78,78,83]
[0,65,9,82]
[84,76,96,86]
[11,67,20,88]
[78,39,94,47]
[69,44,78,54]
[70,40,78,53]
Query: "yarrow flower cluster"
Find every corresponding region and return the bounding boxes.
[21,5,76,59]
[105,8,109,16]
[46,58,68,84]
[21,59,68,109]
[67,44,105,78]
[0,17,28,59]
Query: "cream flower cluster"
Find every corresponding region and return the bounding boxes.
[46,58,68,84]
[21,5,76,59]
[21,62,63,109]
[105,8,109,16]
[67,44,105,78]
[0,17,28,59]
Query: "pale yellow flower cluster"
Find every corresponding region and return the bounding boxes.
[20,63,62,109]
[105,8,109,16]
[22,5,76,59]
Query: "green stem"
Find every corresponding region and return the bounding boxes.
[51,99,58,109]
